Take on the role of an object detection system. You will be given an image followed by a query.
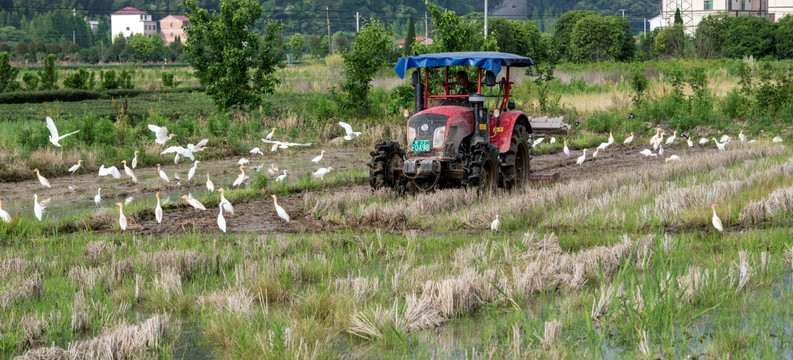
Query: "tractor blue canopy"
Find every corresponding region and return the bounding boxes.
[394,51,534,79]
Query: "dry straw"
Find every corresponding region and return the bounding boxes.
[740,185,793,225]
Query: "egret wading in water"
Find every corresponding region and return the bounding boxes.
[157,164,170,183]
[116,202,127,231]
[155,192,163,224]
[275,170,288,182]
[271,194,290,222]
[33,194,49,221]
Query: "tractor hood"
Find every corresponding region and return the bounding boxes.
[407,106,473,160]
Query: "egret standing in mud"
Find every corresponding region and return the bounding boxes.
[312,167,333,180]
[116,202,127,231]
[271,194,290,222]
[188,161,199,181]
[121,160,138,183]
[94,188,101,206]
[217,203,227,233]
[33,169,51,188]
[157,164,170,183]
[132,151,139,169]
[576,149,587,165]
[181,195,207,211]
[232,166,247,187]
[155,192,163,224]
[312,150,325,163]
[218,188,234,215]
[563,139,570,157]
[68,160,82,174]
[624,132,634,145]
[206,173,214,192]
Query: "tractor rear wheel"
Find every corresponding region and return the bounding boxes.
[368,141,405,191]
[500,123,531,189]
[464,142,500,193]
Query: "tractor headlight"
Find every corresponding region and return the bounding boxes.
[407,127,416,146]
[432,127,445,148]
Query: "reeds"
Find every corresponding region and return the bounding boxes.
[536,320,562,350]
[740,185,793,225]
[0,273,42,309]
[154,267,183,296]
[199,287,254,316]
[348,301,405,340]
[334,275,380,304]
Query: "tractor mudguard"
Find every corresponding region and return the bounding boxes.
[490,110,531,153]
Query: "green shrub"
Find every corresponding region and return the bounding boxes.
[63,69,93,90]
[100,70,119,89]
[37,54,58,91]
[0,51,19,92]
[389,82,414,115]
[251,173,269,190]
[161,72,178,88]
[22,72,38,91]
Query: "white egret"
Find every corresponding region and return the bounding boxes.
[532,137,544,147]
[68,160,83,174]
[217,203,226,233]
[719,134,731,143]
[181,195,206,211]
[131,150,139,169]
[608,132,614,145]
[772,136,783,143]
[275,170,288,182]
[649,128,660,146]
[33,194,49,221]
[157,164,170,183]
[267,164,279,176]
[147,124,174,145]
[312,167,334,180]
[338,121,361,140]
[592,148,599,158]
[124,196,134,205]
[187,161,199,181]
[665,155,681,162]
[699,137,709,145]
[711,203,723,232]
[576,149,587,165]
[739,130,746,143]
[711,138,726,151]
[155,192,163,224]
[161,145,196,162]
[46,117,80,147]
[94,188,101,206]
[206,173,214,192]
[33,169,51,188]
[550,137,557,144]
[121,160,138,183]
[116,202,127,231]
[232,165,247,187]
[0,199,11,223]
[596,142,609,151]
[658,145,664,156]
[639,149,656,157]
[687,138,693,147]
[249,147,263,156]
[265,127,276,140]
[271,194,290,222]
[218,188,234,214]
[261,139,312,150]
[624,132,634,144]
[311,150,326,163]
[665,130,677,145]
[490,214,500,232]
[237,158,249,166]
[563,139,570,157]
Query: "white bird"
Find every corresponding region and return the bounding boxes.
[576,149,587,165]
[687,138,694,147]
[157,164,170,183]
[311,150,325,163]
[772,135,783,143]
[658,145,664,156]
[711,203,723,232]
[121,160,137,183]
[665,155,681,162]
[719,134,731,143]
[188,161,199,181]
[0,199,11,223]
[608,132,614,145]
[592,148,599,158]
[33,169,51,188]
[217,203,226,233]
[237,158,249,166]
[232,166,248,187]
[271,194,290,222]
[532,137,544,147]
[711,138,726,151]
[265,127,276,140]
[155,192,163,224]
[639,149,656,157]
[267,164,279,175]
[124,196,134,205]
[46,116,80,147]
[550,137,557,144]
[738,130,746,143]
[68,160,83,174]
[218,188,234,215]
[699,137,709,145]
[181,195,206,211]
[596,142,609,151]
[338,121,361,140]
[275,170,288,182]
[624,132,634,144]
[665,130,677,145]
[654,133,664,151]
[260,139,312,150]
[94,188,101,206]
[115,202,127,231]
[161,146,195,162]
[249,147,263,156]
[147,124,174,145]
[33,194,49,221]
[206,173,214,192]
[490,214,500,232]
[649,128,660,146]
[312,167,334,180]
[131,151,139,169]
[563,139,570,157]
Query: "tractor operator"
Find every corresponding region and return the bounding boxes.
[455,71,478,95]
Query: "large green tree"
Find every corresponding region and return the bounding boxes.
[183,0,283,111]
[129,33,164,62]
[695,12,731,58]
[552,10,598,62]
[488,17,546,62]
[404,15,415,56]
[0,51,19,92]
[420,1,497,53]
[570,14,633,63]
[288,33,304,60]
[724,15,775,59]
[654,23,685,59]
[775,15,793,59]
[341,18,392,111]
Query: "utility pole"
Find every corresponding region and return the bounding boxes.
[619,9,627,18]
[355,12,360,32]
[73,30,76,44]
[484,0,488,39]
[424,11,428,40]
[326,7,332,55]
[644,18,647,35]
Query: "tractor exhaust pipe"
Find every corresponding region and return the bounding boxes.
[412,71,424,113]
[469,93,487,144]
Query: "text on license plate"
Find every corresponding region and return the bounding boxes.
[411,140,430,152]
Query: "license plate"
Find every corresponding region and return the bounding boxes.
[411,140,430,152]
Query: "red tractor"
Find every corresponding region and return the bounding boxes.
[369,52,539,192]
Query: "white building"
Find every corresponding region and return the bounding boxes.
[661,0,793,34]
[649,15,669,31]
[110,7,158,39]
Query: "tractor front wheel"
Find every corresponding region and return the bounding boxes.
[368,141,405,191]
[500,123,531,189]
[464,142,500,193]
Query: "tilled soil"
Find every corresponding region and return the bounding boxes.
[1,143,717,235]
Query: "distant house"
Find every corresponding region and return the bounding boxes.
[397,36,433,49]
[649,15,668,31]
[159,15,190,45]
[110,7,157,39]
[660,0,793,34]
